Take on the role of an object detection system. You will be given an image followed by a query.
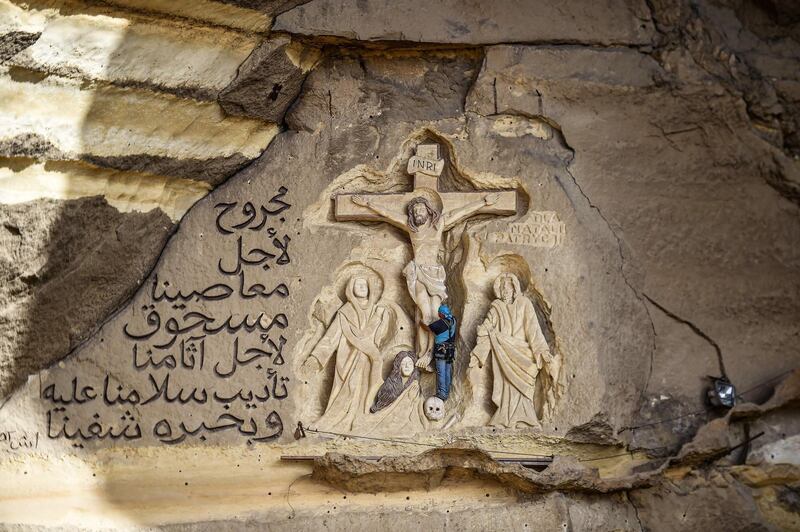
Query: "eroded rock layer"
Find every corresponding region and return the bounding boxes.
[0,0,798,530]
[0,0,320,394]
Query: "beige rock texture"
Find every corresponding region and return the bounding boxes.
[0,0,799,530]
[273,0,655,45]
[0,0,317,402]
[0,197,174,399]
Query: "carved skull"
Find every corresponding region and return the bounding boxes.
[424,396,445,421]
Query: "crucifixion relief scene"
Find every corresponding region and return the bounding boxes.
[0,0,798,529]
[296,140,567,434]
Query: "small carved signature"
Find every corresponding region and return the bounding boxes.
[0,430,39,451]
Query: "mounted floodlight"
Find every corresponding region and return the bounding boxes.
[707,376,736,408]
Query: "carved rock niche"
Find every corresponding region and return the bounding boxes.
[0,126,651,453]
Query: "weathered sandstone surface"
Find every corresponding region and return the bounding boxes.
[0,0,798,530]
[0,0,316,394]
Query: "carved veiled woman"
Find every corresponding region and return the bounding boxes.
[470,273,558,428]
[305,275,396,431]
[354,351,428,436]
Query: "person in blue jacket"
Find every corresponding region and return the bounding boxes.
[427,304,457,401]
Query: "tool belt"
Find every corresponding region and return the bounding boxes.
[433,341,456,362]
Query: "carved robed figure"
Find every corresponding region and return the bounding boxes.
[352,350,429,435]
[301,275,396,431]
[336,143,517,368]
[469,273,562,427]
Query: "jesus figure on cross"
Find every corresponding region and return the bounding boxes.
[336,143,516,369]
[350,191,500,365]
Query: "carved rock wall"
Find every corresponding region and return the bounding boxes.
[0,0,316,398]
[0,0,798,530]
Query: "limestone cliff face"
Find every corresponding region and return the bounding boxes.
[0,0,314,397]
[0,0,798,530]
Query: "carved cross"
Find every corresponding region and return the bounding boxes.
[334,143,516,224]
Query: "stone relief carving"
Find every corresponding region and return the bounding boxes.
[370,350,419,413]
[300,274,401,432]
[296,140,571,435]
[353,350,429,435]
[484,211,566,248]
[336,143,517,367]
[30,185,296,449]
[469,273,563,427]
[424,396,445,421]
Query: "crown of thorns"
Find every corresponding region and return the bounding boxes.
[406,196,440,231]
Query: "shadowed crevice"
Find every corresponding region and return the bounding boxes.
[0,197,174,400]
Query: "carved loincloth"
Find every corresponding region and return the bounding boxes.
[403,260,447,303]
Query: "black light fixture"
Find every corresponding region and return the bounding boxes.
[707,376,736,408]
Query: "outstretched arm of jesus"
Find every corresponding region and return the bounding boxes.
[444,192,500,230]
[351,195,408,231]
